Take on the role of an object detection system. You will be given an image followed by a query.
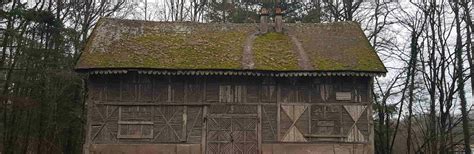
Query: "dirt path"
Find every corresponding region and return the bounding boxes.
[289,34,313,70]
[242,32,257,69]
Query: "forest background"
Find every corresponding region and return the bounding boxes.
[0,0,473,153]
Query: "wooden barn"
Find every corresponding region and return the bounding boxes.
[75,12,386,154]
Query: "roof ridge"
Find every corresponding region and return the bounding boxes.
[101,17,358,26]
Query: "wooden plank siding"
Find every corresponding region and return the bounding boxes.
[85,73,371,146]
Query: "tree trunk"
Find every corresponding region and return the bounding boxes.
[454,2,471,153]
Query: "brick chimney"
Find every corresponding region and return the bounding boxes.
[275,7,283,33]
[260,8,269,33]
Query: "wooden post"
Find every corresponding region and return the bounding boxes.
[276,84,281,141]
[258,105,262,154]
[182,79,188,141]
[368,77,375,153]
[201,106,208,154]
[182,106,187,142]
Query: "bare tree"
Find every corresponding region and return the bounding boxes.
[452,1,471,153]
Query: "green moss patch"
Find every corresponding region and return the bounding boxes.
[290,22,386,72]
[253,32,299,70]
[78,31,247,69]
[76,19,386,73]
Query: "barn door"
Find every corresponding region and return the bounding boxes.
[206,112,259,154]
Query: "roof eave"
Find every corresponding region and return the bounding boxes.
[74,68,386,77]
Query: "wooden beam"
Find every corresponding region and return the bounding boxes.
[257,105,262,154]
[201,106,208,154]
[118,121,153,125]
[207,114,258,118]
[304,134,346,138]
[277,84,281,141]
[182,106,187,142]
[94,101,370,106]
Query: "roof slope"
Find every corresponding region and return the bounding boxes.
[76,18,386,73]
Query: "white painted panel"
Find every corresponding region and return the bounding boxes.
[336,92,352,101]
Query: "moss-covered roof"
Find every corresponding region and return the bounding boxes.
[253,32,299,70]
[76,18,386,73]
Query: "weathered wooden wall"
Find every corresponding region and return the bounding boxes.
[84,73,373,154]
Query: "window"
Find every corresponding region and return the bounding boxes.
[117,106,153,139]
[310,105,342,137]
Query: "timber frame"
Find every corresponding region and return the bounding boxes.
[77,17,386,154]
[83,71,375,154]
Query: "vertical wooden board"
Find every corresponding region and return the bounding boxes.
[262,105,278,142]
[344,105,366,122]
[121,74,137,102]
[90,105,106,123]
[246,84,259,103]
[284,127,307,142]
[219,85,234,103]
[261,85,277,102]
[138,83,153,101]
[153,106,184,143]
[356,109,369,140]
[138,75,152,101]
[94,126,109,143]
[279,85,297,103]
[341,107,355,135]
[310,78,322,103]
[201,106,208,154]
[89,76,106,101]
[279,106,292,141]
[234,85,243,103]
[279,105,308,142]
[226,85,232,103]
[106,77,121,101]
[170,107,185,140]
[296,79,311,103]
[295,107,309,138]
[357,78,369,102]
[367,77,375,153]
[90,125,101,143]
[206,82,219,102]
[100,125,118,143]
[341,77,353,92]
[186,80,204,103]
[346,125,365,142]
[171,82,185,102]
[320,78,335,102]
[186,107,203,143]
[153,82,169,102]
[276,86,281,141]
[182,107,188,141]
[258,105,262,154]
[107,106,119,139]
